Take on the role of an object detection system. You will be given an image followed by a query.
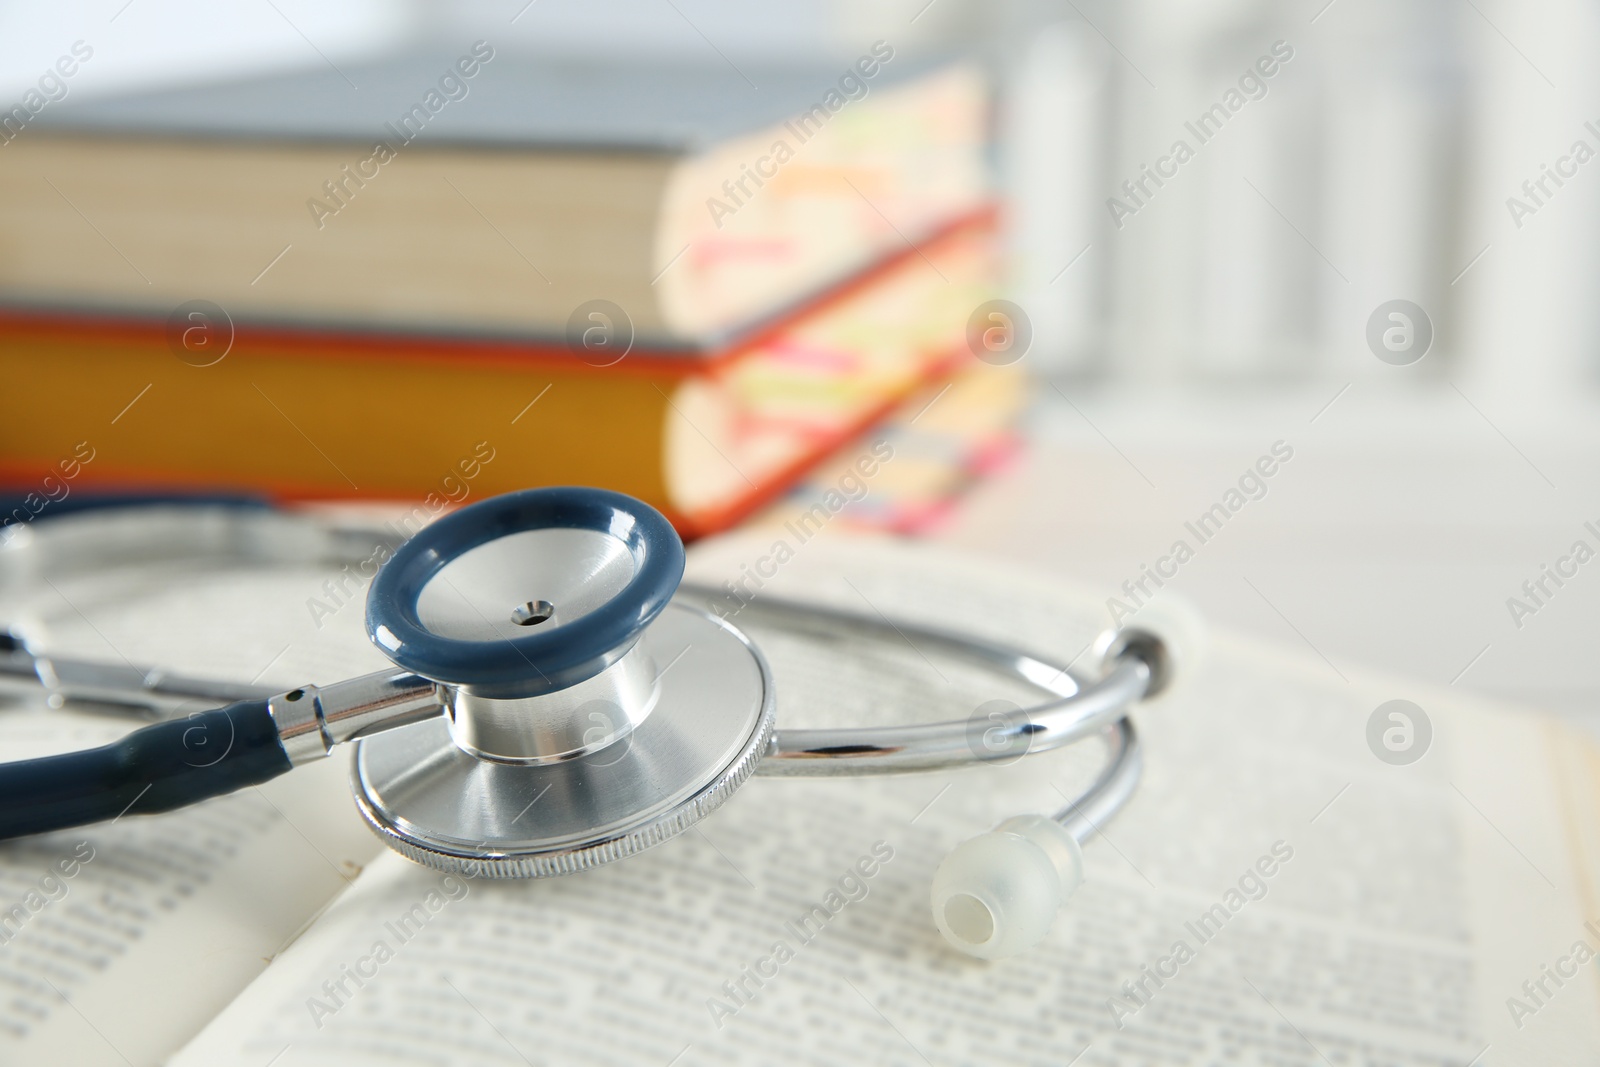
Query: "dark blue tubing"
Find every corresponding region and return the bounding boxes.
[0,493,290,840]
[0,699,291,840]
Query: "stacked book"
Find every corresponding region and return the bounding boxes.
[0,42,1001,536]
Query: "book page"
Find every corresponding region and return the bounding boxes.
[0,530,395,1066]
[171,532,1600,1065]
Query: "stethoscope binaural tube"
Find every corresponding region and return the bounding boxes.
[681,584,1158,775]
[0,487,1190,960]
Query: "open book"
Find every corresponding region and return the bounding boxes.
[1,528,1597,1065]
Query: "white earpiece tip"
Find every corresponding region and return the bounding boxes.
[1096,594,1205,702]
[930,815,1082,960]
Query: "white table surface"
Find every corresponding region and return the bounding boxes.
[934,381,1600,735]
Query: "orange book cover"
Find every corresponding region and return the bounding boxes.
[0,209,997,537]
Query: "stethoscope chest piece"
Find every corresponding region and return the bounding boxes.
[353,488,774,878]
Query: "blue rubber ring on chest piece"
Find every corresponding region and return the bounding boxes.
[365,487,684,695]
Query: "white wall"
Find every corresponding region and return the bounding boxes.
[0,0,415,98]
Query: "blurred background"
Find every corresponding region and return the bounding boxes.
[4,0,1600,728]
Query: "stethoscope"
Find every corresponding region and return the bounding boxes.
[0,487,1187,960]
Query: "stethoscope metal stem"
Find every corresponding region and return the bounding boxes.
[268,669,446,764]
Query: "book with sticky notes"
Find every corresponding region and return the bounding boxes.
[0,47,1000,535]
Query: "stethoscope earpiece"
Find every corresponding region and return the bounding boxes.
[931,815,1084,960]
[932,598,1197,959]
